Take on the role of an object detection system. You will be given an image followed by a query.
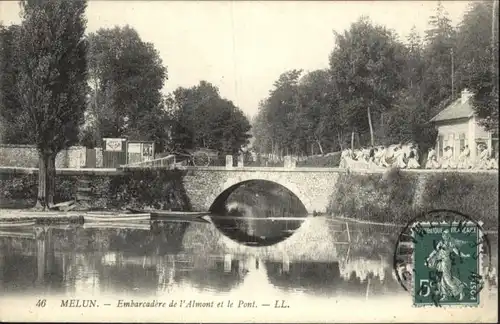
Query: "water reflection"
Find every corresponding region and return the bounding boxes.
[266,260,342,295]
[175,254,248,293]
[209,180,308,246]
[0,219,497,299]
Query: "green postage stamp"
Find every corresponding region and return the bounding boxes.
[411,220,484,307]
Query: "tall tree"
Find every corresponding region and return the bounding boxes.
[422,1,457,113]
[16,0,89,209]
[251,103,274,155]
[404,26,425,91]
[84,26,169,150]
[170,81,251,156]
[329,17,406,147]
[296,69,342,154]
[0,25,30,144]
[262,70,303,156]
[455,0,499,131]
[384,26,438,150]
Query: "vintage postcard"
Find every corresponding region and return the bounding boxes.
[0,0,498,323]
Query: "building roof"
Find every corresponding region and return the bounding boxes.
[430,97,474,122]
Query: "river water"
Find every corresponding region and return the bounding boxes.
[0,215,497,322]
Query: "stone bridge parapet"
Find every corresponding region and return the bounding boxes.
[1,165,497,215]
[181,167,346,213]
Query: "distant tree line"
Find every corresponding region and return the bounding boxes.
[0,0,88,209]
[166,81,251,156]
[253,1,499,157]
[1,18,251,156]
[0,0,251,208]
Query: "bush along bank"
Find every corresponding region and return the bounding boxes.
[419,172,498,230]
[0,169,192,211]
[327,169,420,225]
[327,169,499,231]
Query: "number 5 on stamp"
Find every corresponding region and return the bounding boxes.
[412,221,483,307]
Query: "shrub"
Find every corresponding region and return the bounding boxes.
[327,169,420,224]
[54,176,79,203]
[419,172,499,231]
[327,170,498,231]
[0,169,192,211]
[105,169,191,210]
[0,173,37,202]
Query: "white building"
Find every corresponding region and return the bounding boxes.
[430,89,498,163]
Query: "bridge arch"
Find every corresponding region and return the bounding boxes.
[207,173,314,214]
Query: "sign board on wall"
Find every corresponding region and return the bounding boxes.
[126,141,155,164]
[104,138,125,152]
[142,143,153,158]
[128,143,141,154]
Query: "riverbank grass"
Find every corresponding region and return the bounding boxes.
[328,170,498,231]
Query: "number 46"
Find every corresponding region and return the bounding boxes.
[36,299,46,308]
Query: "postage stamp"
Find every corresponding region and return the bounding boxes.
[412,221,483,306]
[393,209,492,308]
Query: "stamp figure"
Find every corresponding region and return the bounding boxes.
[412,221,484,307]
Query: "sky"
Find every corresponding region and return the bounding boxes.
[0,1,472,118]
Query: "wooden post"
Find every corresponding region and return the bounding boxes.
[224,254,232,273]
[225,155,233,169]
[284,155,293,169]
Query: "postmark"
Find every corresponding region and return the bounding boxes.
[393,209,492,307]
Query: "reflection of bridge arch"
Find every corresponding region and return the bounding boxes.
[265,260,342,295]
[181,217,340,261]
[174,254,248,292]
[208,175,312,214]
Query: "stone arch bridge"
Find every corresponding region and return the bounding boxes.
[179,167,344,214]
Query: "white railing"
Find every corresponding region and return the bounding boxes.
[121,155,178,169]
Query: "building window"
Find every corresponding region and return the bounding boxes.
[492,138,499,159]
[459,133,466,151]
[438,135,444,157]
[476,139,487,156]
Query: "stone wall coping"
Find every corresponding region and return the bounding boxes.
[0,167,123,176]
[0,144,37,148]
[124,166,499,174]
[0,144,87,150]
[1,166,498,175]
[183,166,348,172]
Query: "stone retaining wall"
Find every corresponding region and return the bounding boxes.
[0,168,190,211]
[0,167,497,230]
[0,144,103,168]
[327,169,499,230]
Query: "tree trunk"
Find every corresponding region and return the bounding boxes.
[47,153,56,208]
[337,131,344,151]
[351,131,355,150]
[367,105,374,146]
[315,138,324,155]
[380,112,385,140]
[35,151,56,210]
[35,153,49,210]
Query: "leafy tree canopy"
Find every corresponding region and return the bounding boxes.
[82,25,169,150]
[169,81,251,156]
